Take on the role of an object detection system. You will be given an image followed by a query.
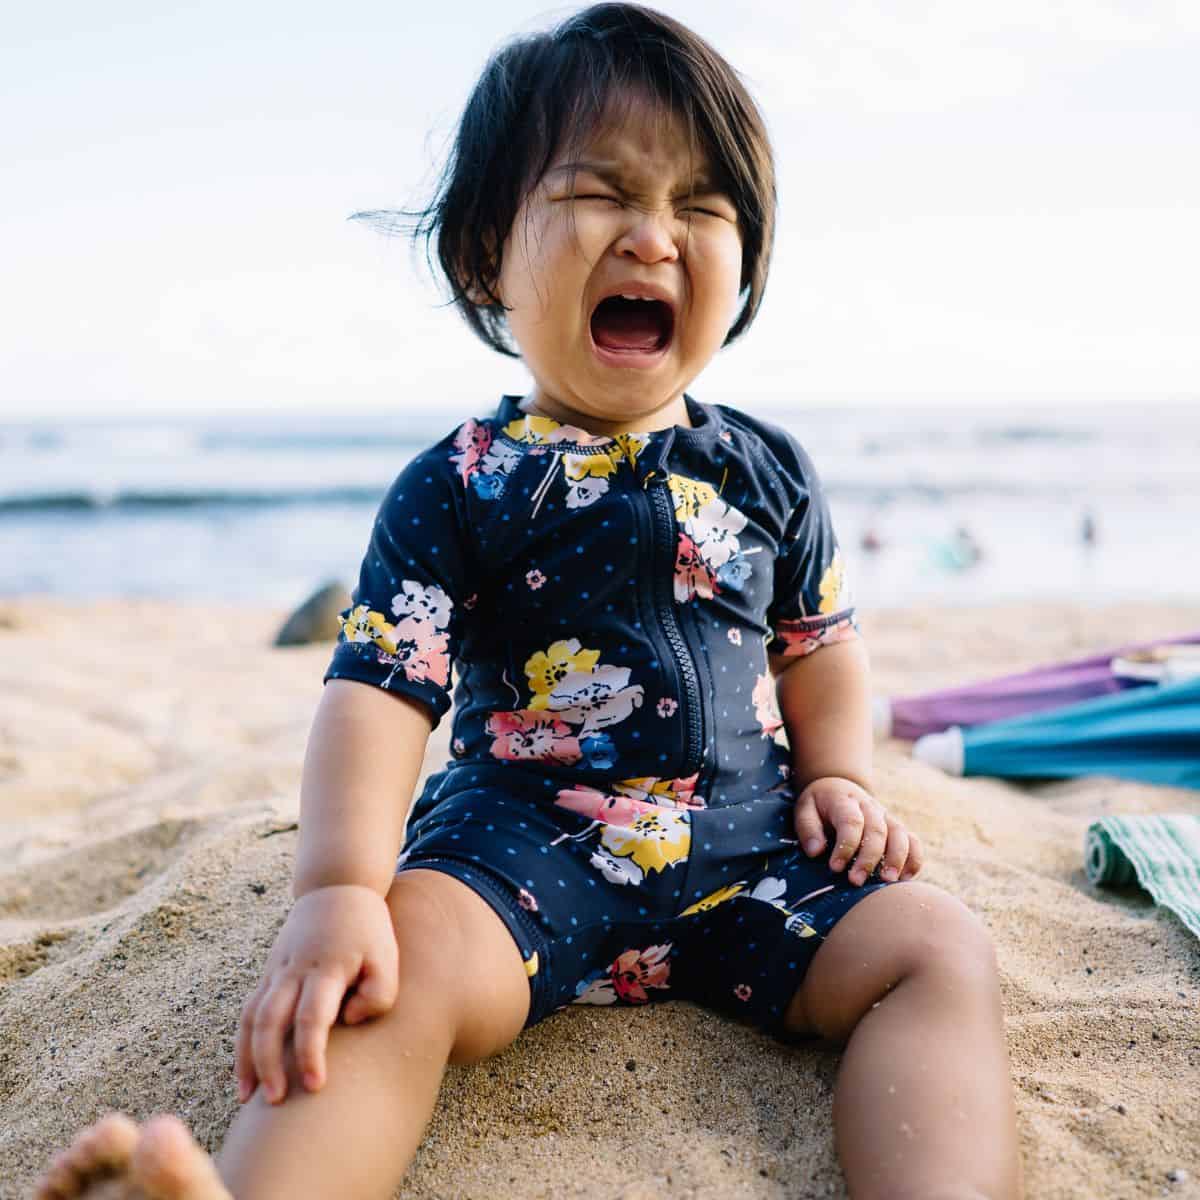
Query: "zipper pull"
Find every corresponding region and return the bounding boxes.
[642,468,657,489]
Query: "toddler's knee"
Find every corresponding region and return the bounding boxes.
[900,881,998,983]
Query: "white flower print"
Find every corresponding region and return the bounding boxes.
[746,876,788,908]
[686,496,748,569]
[564,475,610,509]
[391,580,452,628]
[727,628,742,646]
[656,697,678,718]
[590,847,645,886]
[544,665,645,735]
[480,440,521,476]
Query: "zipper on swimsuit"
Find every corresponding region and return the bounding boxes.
[642,468,706,779]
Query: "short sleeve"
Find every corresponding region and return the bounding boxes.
[765,437,860,659]
[323,445,472,728]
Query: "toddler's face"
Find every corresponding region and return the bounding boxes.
[496,91,744,434]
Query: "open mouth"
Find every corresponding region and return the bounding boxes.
[589,296,674,355]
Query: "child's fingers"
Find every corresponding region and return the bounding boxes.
[847,810,889,885]
[878,820,911,883]
[827,800,866,872]
[792,792,827,856]
[250,975,303,1105]
[235,985,267,1102]
[901,831,925,880]
[342,947,400,1025]
[293,972,348,1092]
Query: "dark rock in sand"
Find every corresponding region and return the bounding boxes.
[273,581,352,646]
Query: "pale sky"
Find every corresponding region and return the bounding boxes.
[2,0,1197,418]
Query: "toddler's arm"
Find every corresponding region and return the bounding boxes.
[235,679,433,1105]
[773,638,923,885]
[292,679,432,898]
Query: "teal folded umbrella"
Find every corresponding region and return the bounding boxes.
[1085,815,1200,939]
[913,676,1200,791]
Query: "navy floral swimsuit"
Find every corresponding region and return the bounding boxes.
[324,392,892,1038]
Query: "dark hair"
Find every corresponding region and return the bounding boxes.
[356,3,776,357]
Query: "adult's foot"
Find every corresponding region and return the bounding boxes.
[33,1112,232,1200]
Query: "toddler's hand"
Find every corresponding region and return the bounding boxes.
[794,777,923,886]
[236,883,398,1106]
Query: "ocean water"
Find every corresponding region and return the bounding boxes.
[1,401,1197,612]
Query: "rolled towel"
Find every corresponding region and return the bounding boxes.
[1084,814,1200,940]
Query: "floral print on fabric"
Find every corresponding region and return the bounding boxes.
[449,418,521,500]
[597,809,691,879]
[772,613,859,659]
[338,580,453,690]
[553,773,703,824]
[486,638,644,767]
[572,943,673,1005]
[677,873,826,936]
[667,473,755,603]
[752,671,784,739]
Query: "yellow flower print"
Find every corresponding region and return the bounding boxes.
[524,951,539,977]
[503,414,563,444]
[563,453,618,482]
[667,474,719,521]
[341,605,399,655]
[817,550,850,614]
[611,432,649,467]
[525,638,601,709]
[601,811,691,875]
[678,882,745,917]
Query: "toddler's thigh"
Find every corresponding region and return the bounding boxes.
[383,867,533,1064]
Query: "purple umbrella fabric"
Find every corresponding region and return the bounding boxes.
[875,632,1200,742]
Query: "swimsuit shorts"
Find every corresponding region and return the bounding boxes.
[395,774,893,1039]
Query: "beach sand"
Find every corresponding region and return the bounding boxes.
[1,597,1198,1199]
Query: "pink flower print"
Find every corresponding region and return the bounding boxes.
[555,785,662,828]
[656,697,678,719]
[773,614,859,658]
[463,593,478,611]
[517,888,538,913]
[383,616,450,688]
[486,709,582,765]
[733,983,752,1002]
[727,627,742,646]
[673,532,718,603]
[719,429,733,444]
[611,943,673,1003]
[529,445,547,456]
[752,671,783,739]
[526,568,547,590]
[452,737,466,756]
[449,419,492,486]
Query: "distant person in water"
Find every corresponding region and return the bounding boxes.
[1081,510,1098,546]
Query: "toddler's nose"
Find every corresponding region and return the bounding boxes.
[614,209,681,264]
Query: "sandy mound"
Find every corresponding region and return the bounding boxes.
[1,597,1198,1198]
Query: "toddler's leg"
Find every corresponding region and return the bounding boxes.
[33,868,532,1200]
[781,882,1021,1200]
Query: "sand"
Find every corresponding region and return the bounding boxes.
[1,596,1198,1199]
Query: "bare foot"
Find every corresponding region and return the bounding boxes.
[33,1112,232,1199]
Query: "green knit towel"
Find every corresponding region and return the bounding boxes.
[1085,814,1200,939]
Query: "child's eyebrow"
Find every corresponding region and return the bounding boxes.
[546,160,722,194]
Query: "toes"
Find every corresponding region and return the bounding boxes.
[34,1114,139,1198]
[131,1115,231,1200]
[80,1114,140,1173]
